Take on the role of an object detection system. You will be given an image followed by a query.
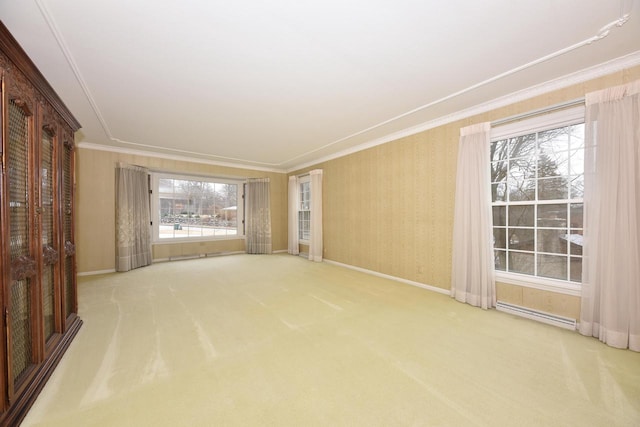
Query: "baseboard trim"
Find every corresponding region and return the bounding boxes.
[77,269,116,276]
[323,259,449,296]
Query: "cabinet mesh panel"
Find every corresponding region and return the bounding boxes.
[64,146,74,317]
[42,133,55,339]
[8,100,33,383]
[11,280,32,384]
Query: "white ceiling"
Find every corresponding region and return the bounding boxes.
[1,0,639,171]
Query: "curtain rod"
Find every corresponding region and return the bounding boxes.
[491,98,585,127]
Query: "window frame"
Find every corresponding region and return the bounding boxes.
[490,106,585,296]
[298,175,311,244]
[150,172,245,243]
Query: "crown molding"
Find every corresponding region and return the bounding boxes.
[286,50,640,173]
[77,142,287,174]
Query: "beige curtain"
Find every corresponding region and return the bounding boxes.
[245,178,272,254]
[308,169,323,262]
[451,123,496,309]
[579,80,640,351]
[115,163,152,272]
[288,175,300,255]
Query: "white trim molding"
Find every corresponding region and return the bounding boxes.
[323,259,449,296]
[77,142,286,174]
[77,269,116,277]
[287,50,640,172]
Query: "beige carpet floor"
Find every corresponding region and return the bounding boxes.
[21,254,640,426]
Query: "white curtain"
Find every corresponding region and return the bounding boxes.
[451,123,496,309]
[579,80,640,352]
[115,163,152,272]
[308,169,323,262]
[288,175,300,255]
[245,178,272,254]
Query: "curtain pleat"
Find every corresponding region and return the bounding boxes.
[451,123,496,309]
[308,170,323,262]
[245,178,272,254]
[579,80,640,351]
[115,163,152,272]
[288,175,300,255]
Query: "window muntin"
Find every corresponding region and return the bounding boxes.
[491,113,584,285]
[151,174,244,242]
[298,179,310,242]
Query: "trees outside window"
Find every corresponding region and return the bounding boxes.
[491,115,584,284]
[152,174,243,241]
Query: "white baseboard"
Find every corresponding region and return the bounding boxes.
[323,259,449,296]
[77,269,116,277]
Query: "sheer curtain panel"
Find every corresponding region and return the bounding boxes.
[579,80,640,351]
[308,169,323,262]
[451,123,496,309]
[245,178,273,254]
[115,163,152,272]
[288,176,300,255]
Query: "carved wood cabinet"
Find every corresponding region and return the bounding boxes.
[0,22,82,425]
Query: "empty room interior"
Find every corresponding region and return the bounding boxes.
[0,1,639,426]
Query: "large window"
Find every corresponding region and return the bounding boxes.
[151,174,244,242]
[491,107,584,288]
[298,177,310,242]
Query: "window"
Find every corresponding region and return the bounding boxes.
[151,173,244,242]
[491,107,584,288]
[298,177,310,242]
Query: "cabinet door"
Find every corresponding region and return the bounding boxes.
[5,96,37,395]
[61,137,76,322]
[40,123,58,343]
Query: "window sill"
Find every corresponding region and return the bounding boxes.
[495,271,581,297]
[153,235,245,245]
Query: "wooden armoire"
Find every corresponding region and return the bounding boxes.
[0,22,82,426]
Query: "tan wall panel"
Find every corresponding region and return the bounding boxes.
[289,65,640,318]
[76,149,287,273]
[521,287,581,320]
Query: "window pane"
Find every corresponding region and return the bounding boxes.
[538,254,567,280]
[508,157,536,181]
[568,232,583,255]
[508,179,535,201]
[537,177,568,200]
[493,228,506,249]
[507,228,534,251]
[569,124,585,150]
[538,150,569,177]
[539,127,569,152]
[492,182,507,202]
[490,161,507,184]
[570,203,583,228]
[537,229,568,255]
[490,140,509,163]
[492,206,506,226]
[494,250,506,271]
[537,204,567,227]
[569,175,584,199]
[570,256,582,282]
[508,205,534,227]
[569,149,584,175]
[508,135,536,159]
[509,252,534,275]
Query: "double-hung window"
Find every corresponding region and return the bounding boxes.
[490,107,585,291]
[150,173,244,242]
[298,176,311,243]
